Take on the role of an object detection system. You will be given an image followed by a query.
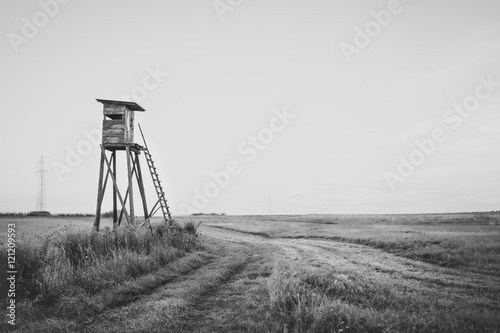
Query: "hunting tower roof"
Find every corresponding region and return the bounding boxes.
[96,99,146,111]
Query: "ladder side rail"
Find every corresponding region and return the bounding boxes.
[138,124,173,224]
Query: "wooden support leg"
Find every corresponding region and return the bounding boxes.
[93,149,106,231]
[134,151,152,232]
[126,147,135,226]
[112,151,118,232]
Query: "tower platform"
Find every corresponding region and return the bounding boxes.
[103,143,144,152]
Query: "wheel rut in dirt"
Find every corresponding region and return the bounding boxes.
[82,239,264,333]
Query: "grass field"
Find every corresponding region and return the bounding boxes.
[195,212,500,274]
[0,212,499,332]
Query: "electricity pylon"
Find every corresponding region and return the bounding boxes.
[36,155,47,211]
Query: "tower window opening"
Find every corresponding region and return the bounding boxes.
[106,114,124,120]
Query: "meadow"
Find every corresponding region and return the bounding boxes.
[195,212,500,273]
[0,217,203,332]
[0,212,498,332]
[187,212,500,332]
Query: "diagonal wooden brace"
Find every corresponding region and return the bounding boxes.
[100,146,131,225]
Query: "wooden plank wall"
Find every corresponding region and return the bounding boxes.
[103,119,126,144]
[102,104,135,145]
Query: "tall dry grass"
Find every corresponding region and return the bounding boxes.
[267,262,500,333]
[0,221,202,327]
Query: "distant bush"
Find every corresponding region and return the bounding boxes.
[27,211,51,217]
[183,221,202,236]
[191,212,225,216]
[101,211,114,218]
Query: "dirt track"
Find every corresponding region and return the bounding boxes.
[201,225,500,303]
[82,224,500,332]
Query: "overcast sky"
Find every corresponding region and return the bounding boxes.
[1,0,499,215]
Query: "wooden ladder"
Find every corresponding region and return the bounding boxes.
[138,124,172,225]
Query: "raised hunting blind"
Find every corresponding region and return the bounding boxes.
[93,99,172,231]
[101,99,144,146]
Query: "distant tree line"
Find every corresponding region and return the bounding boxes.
[54,213,94,217]
[0,212,95,217]
[0,212,28,217]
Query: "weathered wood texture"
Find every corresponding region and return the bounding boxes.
[103,105,127,114]
[102,109,134,144]
[93,152,106,230]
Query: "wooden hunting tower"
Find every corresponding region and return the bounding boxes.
[93,99,172,231]
[101,99,144,146]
